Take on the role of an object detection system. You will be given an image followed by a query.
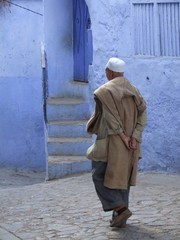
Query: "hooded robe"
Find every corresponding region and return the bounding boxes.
[87,77,147,189]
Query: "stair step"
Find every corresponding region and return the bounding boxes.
[48,120,87,124]
[47,137,93,155]
[47,80,89,99]
[67,80,89,99]
[46,97,92,179]
[49,155,88,163]
[47,155,91,180]
[47,98,85,105]
[46,98,90,121]
[48,137,91,143]
[47,120,89,137]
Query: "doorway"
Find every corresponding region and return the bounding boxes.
[73,0,93,82]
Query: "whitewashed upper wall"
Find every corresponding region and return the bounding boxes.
[86,0,180,173]
[44,0,74,97]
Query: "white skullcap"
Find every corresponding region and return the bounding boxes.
[106,57,126,72]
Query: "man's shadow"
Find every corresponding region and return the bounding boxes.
[110,224,176,240]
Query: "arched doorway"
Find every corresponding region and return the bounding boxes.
[73,0,93,82]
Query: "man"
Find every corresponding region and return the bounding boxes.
[86,57,147,227]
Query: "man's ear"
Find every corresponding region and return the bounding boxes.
[110,70,114,79]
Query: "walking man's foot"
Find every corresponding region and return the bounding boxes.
[110,207,132,227]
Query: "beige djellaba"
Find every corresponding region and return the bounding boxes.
[87,77,147,189]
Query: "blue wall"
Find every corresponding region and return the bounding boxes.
[127,58,180,173]
[0,0,179,173]
[86,0,180,173]
[0,0,46,171]
[44,0,74,97]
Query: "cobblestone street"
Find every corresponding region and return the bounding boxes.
[0,169,179,240]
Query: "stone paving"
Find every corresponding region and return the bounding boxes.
[0,168,179,240]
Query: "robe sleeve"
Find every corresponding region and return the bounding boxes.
[94,87,125,133]
[127,84,147,142]
[132,109,147,142]
[86,97,102,134]
[102,104,124,135]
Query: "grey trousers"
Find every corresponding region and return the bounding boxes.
[92,161,130,212]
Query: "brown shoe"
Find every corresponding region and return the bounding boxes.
[109,220,127,228]
[110,208,132,227]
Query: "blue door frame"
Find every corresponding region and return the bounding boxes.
[73,0,93,82]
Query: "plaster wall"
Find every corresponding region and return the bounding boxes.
[43,0,74,97]
[0,0,179,173]
[0,0,46,171]
[86,0,180,173]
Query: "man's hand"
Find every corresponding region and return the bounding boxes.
[119,132,130,150]
[129,137,137,150]
[119,133,137,151]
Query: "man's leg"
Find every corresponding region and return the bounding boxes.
[111,187,130,227]
[92,161,132,227]
[92,161,129,211]
[121,186,130,208]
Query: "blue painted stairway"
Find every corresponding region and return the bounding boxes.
[46,96,92,180]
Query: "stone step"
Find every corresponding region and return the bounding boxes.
[47,155,91,180]
[47,137,93,156]
[46,97,91,121]
[47,98,85,105]
[48,79,89,99]
[67,80,89,99]
[47,120,90,137]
